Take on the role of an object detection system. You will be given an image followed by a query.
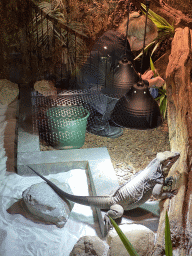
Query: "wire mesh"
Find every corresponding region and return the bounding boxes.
[22,0,129,148]
[31,89,114,149]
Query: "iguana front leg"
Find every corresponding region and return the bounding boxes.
[152,176,177,200]
[104,204,124,229]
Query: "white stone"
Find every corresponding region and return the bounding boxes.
[107,224,155,256]
[70,236,109,256]
[22,180,73,228]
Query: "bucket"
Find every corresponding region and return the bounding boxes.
[46,106,90,149]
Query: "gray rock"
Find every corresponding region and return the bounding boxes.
[22,180,73,228]
[107,224,155,256]
[70,236,109,256]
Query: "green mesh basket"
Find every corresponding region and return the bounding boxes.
[46,106,90,149]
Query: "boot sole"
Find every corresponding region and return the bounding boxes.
[87,128,123,138]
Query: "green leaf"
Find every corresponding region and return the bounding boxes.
[141,3,173,28]
[149,57,159,77]
[163,82,167,90]
[156,25,171,30]
[159,96,167,119]
[151,41,160,57]
[135,5,174,62]
[155,96,161,101]
[109,217,139,256]
[165,211,172,256]
[141,3,174,33]
[159,94,165,106]
[158,87,167,95]
[161,97,167,119]
[150,57,155,72]
[134,41,155,60]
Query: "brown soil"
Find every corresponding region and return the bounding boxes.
[83,120,170,184]
[40,119,170,185]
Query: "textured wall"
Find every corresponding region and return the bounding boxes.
[162,0,192,15]
[152,27,192,255]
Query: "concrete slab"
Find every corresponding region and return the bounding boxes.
[17,86,40,153]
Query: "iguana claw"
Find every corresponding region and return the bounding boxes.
[168,189,178,197]
[104,204,124,230]
[104,214,113,230]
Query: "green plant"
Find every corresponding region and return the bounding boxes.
[134,4,172,121]
[109,211,173,256]
[109,216,139,256]
[156,84,167,119]
[165,210,173,256]
[141,3,174,36]
[135,4,174,61]
[150,57,167,119]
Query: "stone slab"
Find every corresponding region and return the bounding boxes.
[17,148,119,195]
[17,147,119,237]
[17,86,40,153]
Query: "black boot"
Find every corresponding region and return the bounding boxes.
[87,116,123,138]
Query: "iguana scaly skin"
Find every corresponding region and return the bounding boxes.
[27,151,180,226]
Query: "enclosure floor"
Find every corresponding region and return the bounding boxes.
[40,120,170,185]
[5,98,170,185]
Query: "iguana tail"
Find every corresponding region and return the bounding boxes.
[27,166,112,209]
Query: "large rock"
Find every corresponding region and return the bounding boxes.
[70,236,109,256]
[152,27,192,255]
[107,224,155,256]
[22,180,73,228]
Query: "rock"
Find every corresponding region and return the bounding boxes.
[0,79,19,105]
[22,180,73,228]
[154,50,171,79]
[153,27,192,255]
[70,236,109,256]
[34,80,57,96]
[107,224,155,256]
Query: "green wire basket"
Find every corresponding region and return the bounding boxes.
[46,106,90,149]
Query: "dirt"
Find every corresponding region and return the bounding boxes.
[40,119,170,185]
[82,120,170,184]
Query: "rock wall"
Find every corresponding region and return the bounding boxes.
[158,0,191,15]
[153,27,192,255]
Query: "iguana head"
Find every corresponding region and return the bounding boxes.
[156,151,180,172]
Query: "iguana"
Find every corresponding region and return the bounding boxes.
[27,151,180,227]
